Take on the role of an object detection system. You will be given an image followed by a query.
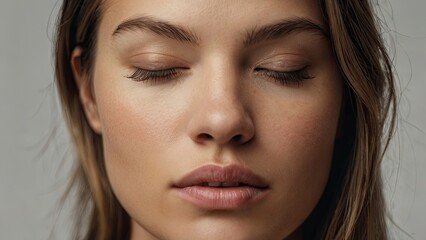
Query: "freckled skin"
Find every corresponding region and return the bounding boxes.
[76,0,343,239]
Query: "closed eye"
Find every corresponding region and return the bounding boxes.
[126,68,186,82]
[254,67,313,87]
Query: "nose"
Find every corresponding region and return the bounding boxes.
[187,70,255,146]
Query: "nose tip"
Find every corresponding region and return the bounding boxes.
[194,129,252,145]
[186,60,255,147]
[188,108,255,146]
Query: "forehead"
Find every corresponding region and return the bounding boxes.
[99,0,325,42]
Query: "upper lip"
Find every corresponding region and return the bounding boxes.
[173,164,269,188]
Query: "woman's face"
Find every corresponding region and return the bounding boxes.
[77,0,343,239]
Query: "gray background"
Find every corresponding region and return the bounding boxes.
[0,0,425,239]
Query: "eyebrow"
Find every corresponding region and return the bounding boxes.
[112,16,328,47]
[243,17,329,47]
[112,16,200,45]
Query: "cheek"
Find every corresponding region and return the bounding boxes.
[271,110,337,191]
[251,88,342,230]
[99,95,165,165]
[93,79,184,215]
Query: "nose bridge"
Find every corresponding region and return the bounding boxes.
[187,58,254,145]
[207,64,242,113]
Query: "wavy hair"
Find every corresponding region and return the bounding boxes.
[54,0,396,239]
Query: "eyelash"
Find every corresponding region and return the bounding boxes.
[126,68,181,82]
[254,67,313,87]
[126,67,313,86]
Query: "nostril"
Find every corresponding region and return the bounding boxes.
[231,134,243,143]
[198,133,213,141]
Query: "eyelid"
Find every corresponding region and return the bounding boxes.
[254,54,309,71]
[126,67,186,83]
[128,52,190,69]
[254,66,313,87]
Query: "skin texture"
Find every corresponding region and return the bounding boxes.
[72,0,343,239]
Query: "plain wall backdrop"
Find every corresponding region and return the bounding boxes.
[0,0,425,239]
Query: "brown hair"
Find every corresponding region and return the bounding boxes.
[54,0,396,239]
[55,1,130,239]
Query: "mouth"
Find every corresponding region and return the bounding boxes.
[172,164,270,210]
[200,182,252,187]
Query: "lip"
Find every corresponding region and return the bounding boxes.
[172,164,270,210]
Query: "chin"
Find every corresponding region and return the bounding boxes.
[151,218,293,240]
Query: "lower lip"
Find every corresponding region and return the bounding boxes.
[173,186,269,210]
